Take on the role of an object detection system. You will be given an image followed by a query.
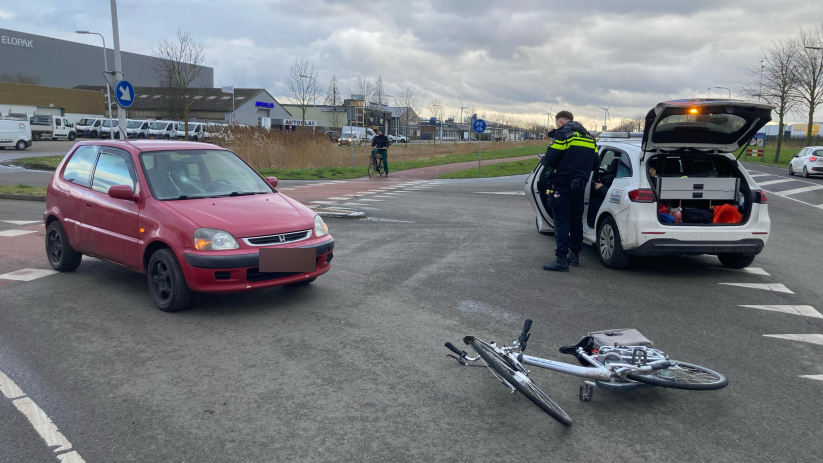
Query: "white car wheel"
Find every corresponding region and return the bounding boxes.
[803,166,809,178]
[597,217,630,269]
[788,164,794,176]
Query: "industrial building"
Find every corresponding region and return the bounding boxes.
[1,82,105,121]
[0,28,213,89]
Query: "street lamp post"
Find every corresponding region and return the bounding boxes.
[298,74,316,132]
[714,86,731,99]
[76,30,113,134]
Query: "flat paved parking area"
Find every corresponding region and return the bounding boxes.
[0,174,821,462]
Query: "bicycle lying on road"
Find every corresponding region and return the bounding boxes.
[445,320,728,426]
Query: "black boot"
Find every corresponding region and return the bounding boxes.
[543,258,569,272]
[568,251,579,267]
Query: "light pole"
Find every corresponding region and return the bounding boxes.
[76,30,113,134]
[299,74,316,132]
[713,87,731,99]
[758,59,765,102]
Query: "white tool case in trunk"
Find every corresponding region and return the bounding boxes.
[655,177,739,201]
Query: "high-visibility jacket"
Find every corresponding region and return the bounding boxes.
[540,121,599,186]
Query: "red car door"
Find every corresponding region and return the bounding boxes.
[57,144,101,252]
[80,146,142,269]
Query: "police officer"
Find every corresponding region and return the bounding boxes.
[540,111,599,272]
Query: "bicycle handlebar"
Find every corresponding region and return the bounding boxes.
[517,319,533,351]
[445,342,467,358]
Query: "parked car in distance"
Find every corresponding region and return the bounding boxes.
[147,120,178,139]
[388,134,408,144]
[177,122,210,141]
[76,118,105,138]
[338,133,362,146]
[44,140,334,312]
[126,120,152,139]
[0,119,32,150]
[788,146,823,178]
[325,130,341,142]
[100,119,123,139]
[30,115,77,141]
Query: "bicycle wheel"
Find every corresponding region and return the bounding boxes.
[368,159,376,178]
[470,338,572,426]
[378,160,385,177]
[627,361,728,390]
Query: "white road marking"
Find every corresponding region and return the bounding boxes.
[325,197,351,201]
[748,173,772,178]
[341,194,357,197]
[710,266,770,275]
[373,195,394,198]
[774,185,823,196]
[341,202,369,206]
[763,190,823,210]
[718,283,793,293]
[474,191,526,195]
[310,201,337,205]
[0,369,85,462]
[0,269,58,281]
[799,374,823,381]
[357,199,383,202]
[365,217,415,223]
[356,191,376,195]
[382,192,407,195]
[278,188,295,191]
[0,229,38,237]
[0,220,41,229]
[763,334,823,346]
[757,179,795,186]
[739,305,823,318]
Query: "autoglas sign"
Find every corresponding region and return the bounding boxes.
[255,101,274,108]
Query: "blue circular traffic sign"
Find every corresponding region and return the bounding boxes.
[472,118,486,134]
[114,79,135,108]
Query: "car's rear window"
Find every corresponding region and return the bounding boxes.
[652,107,754,146]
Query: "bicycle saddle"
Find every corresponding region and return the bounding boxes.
[559,336,594,356]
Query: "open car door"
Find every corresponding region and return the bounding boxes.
[524,159,554,233]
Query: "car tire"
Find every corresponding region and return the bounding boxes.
[32,132,42,141]
[718,254,755,269]
[147,248,192,312]
[15,140,26,150]
[536,217,553,236]
[803,167,809,178]
[68,132,76,141]
[91,130,99,138]
[164,134,171,139]
[788,164,794,176]
[597,216,630,269]
[46,221,83,272]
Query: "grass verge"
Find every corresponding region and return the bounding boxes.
[735,146,800,168]
[3,155,64,171]
[437,159,537,179]
[0,183,47,196]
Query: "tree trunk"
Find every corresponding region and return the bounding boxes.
[774,112,784,164]
[183,97,189,141]
[808,107,815,147]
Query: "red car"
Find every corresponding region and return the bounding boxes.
[44,140,334,312]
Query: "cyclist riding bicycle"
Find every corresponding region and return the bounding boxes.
[371,130,390,176]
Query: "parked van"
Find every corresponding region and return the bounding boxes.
[147,120,178,139]
[0,119,32,150]
[341,126,376,142]
[100,119,123,139]
[76,118,105,138]
[30,115,76,141]
[176,122,208,141]
[126,120,152,139]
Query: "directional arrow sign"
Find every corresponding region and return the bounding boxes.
[114,79,134,108]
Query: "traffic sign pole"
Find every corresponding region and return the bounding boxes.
[110,0,127,139]
[472,119,487,175]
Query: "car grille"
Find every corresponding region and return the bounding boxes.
[242,230,311,246]
[245,268,303,283]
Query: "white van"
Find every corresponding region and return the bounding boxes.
[30,115,76,141]
[341,126,376,142]
[0,120,33,150]
[176,122,207,141]
[126,120,152,139]
[147,120,179,139]
[76,118,105,138]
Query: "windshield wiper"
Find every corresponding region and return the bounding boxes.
[216,191,262,197]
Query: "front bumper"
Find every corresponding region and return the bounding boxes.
[180,237,334,293]
[628,238,764,257]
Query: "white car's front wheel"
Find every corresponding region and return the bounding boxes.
[788,164,794,176]
[597,217,630,269]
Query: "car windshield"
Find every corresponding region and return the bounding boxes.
[149,122,168,130]
[140,149,272,200]
[78,119,94,126]
[127,121,144,128]
[102,120,119,127]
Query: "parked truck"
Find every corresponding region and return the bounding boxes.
[29,115,77,141]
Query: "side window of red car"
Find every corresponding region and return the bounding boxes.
[91,151,137,194]
[62,145,99,187]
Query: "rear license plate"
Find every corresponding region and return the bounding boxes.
[259,248,315,273]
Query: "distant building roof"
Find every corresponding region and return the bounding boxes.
[72,86,277,112]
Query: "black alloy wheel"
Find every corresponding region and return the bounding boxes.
[147,249,192,312]
[45,221,83,272]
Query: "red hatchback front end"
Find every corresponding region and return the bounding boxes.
[44,140,333,311]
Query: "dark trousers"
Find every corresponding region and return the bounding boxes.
[372,149,388,172]
[552,187,585,259]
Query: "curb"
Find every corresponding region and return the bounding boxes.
[0,194,46,202]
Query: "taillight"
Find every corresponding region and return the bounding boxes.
[628,189,655,203]
[760,191,767,204]
[753,190,767,204]
[810,156,817,162]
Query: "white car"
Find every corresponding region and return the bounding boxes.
[788,146,823,178]
[525,99,775,269]
[388,134,408,144]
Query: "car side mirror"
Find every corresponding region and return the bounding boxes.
[265,176,278,189]
[108,184,138,202]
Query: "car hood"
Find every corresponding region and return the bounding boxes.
[642,99,774,153]
[163,193,316,238]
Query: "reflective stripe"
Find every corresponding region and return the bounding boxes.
[550,137,596,150]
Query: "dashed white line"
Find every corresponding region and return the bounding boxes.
[325,197,351,201]
[710,266,770,276]
[763,334,823,346]
[0,269,58,281]
[799,374,823,381]
[474,191,526,195]
[357,199,383,202]
[1,220,41,225]
[718,283,793,293]
[0,230,38,237]
[757,179,795,186]
[340,202,369,206]
[748,173,772,178]
[774,185,823,196]
[0,370,85,462]
[310,201,337,205]
[739,305,823,318]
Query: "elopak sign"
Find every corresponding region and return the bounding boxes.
[1,35,33,48]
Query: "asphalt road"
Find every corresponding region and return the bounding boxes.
[0,174,821,462]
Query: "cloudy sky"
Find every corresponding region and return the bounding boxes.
[3,1,823,128]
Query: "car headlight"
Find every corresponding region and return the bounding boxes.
[314,215,329,238]
[193,228,239,250]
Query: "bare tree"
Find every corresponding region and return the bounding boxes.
[284,58,320,127]
[397,85,420,141]
[0,72,41,85]
[324,75,345,129]
[631,112,645,132]
[794,25,823,146]
[152,28,207,140]
[426,99,443,144]
[741,40,800,163]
